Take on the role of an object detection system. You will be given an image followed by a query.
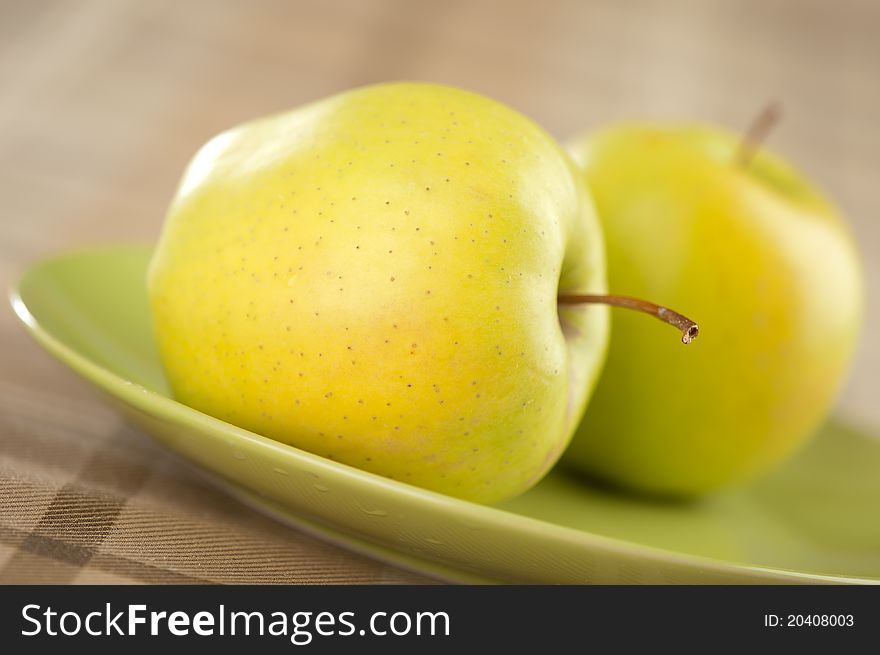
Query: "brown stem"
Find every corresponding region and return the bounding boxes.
[735,102,783,167]
[558,294,699,344]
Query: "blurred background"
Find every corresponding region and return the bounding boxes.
[0,0,877,582]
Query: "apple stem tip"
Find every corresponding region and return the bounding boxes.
[736,101,783,167]
[558,293,699,345]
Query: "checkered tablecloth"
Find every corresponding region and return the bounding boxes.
[0,379,428,583]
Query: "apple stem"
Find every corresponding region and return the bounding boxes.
[558,294,699,344]
[736,102,783,167]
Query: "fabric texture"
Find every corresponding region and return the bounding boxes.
[0,381,428,583]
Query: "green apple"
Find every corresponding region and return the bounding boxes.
[565,123,863,496]
[147,82,609,503]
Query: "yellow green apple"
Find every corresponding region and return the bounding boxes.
[565,123,863,496]
[147,82,609,503]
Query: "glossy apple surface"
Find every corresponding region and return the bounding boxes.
[566,124,863,496]
[148,83,609,503]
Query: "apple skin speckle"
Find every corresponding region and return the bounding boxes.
[147,82,609,503]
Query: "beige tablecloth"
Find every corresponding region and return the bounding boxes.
[1,0,878,584]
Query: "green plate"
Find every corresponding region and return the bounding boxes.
[10,245,880,584]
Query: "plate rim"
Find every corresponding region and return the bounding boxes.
[9,244,880,585]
